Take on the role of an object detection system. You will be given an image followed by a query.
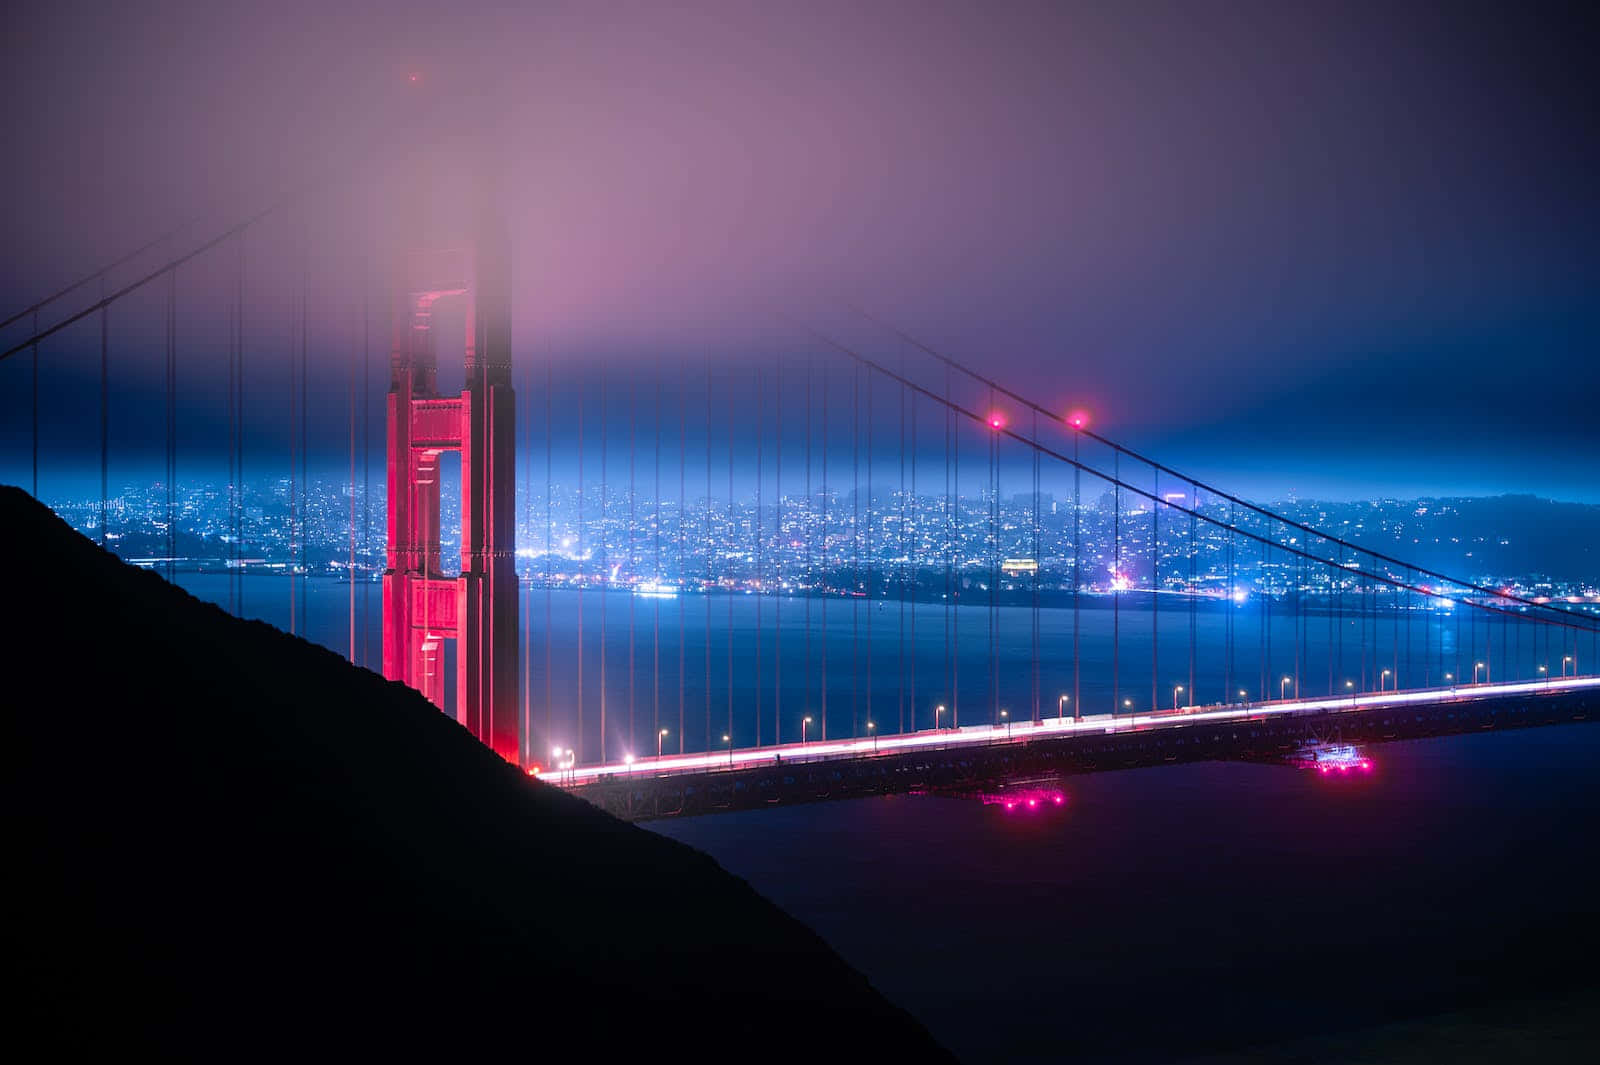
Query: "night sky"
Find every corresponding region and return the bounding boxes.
[2,1,1596,501]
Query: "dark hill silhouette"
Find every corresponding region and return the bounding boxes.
[2,486,954,1061]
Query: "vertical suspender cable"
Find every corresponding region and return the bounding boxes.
[821,358,829,739]
[1073,428,1081,717]
[755,368,764,746]
[909,383,917,728]
[600,377,608,762]
[988,385,996,724]
[934,364,947,722]
[865,371,873,737]
[774,362,782,742]
[299,249,308,636]
[951,369,959,726]
[804,352,813,741]
[1032,410,1040,723]
[1189,484,1197,704]
[31,312,38,499]
[236,239,246,620]
[1112,451,1120,713]
[753,368,763,746]
[349,256,359,663]
[628,382,636,756]
[705,357,712,752]
[900,381,908,734]
[1225,501,1235,701]
[166,269,176,584]
[100,300,109,549]
[1152,466,1159,712]
[653,374,661,753]
[521,337,531,762]
[726,363,735,748]
[852,365,860,738]
[360,248,369,669]
[545,362,553,749]
[576,373,584,763]
[1260,538,1269,701]
[678,372,685,751]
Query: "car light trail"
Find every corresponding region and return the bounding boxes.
[540,675,1600,786]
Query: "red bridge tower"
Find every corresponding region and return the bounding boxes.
[382,224,519,763]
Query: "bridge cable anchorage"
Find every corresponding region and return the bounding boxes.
[841,305,1596,629]
[790,321,1598,637]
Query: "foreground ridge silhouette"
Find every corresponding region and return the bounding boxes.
[2,486,953,1061]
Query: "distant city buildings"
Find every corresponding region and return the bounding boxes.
[44,478,1600,614]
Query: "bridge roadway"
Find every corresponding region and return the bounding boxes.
[539,676,1600,821]
[544,675,1600,790]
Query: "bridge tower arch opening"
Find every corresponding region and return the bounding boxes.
[382,214,519,764]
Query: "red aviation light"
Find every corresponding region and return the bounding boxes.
[1066,409,1089,430]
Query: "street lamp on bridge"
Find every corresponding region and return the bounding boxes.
[723,734,733,767]
[658,728,669,758]
[1058,694,1070,722]
[802,715,813,745]
[1173,685,1185,711]
[867,720,878,752]
[624,753,635,774]
[1239,689,1249,704]
[1539,664,1548,683]
[1565,654,1575,677]
[1000,709,1011,738]
[1474,661,1487,684]
[935,704,946,730]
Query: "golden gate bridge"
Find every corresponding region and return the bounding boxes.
[4,156,1597,810]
